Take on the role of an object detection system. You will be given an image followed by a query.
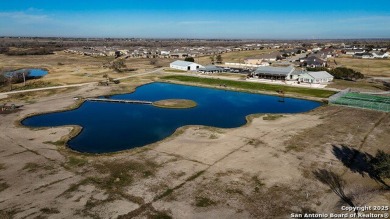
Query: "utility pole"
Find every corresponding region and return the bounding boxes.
[23,72,26,86]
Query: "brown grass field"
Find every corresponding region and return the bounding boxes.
[328,57,390,77]
[197,49,277,65]
[0,52,172,92]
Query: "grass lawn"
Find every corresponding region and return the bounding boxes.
[161,75,336,98]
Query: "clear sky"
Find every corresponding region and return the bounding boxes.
[0,0,389,39]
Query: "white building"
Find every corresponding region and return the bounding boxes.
[345,49,366,55]
[160,51,170,55]
[170,60,203,71]
[372,52,389,59]
[298,71,334,84]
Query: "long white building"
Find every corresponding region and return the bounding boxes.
[170,60,203,71]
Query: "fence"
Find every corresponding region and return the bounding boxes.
[329,91,390,112]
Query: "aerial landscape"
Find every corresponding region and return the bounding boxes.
[0,1,390,219]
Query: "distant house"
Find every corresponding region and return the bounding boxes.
[160,51,170,55]
[372,47,388,51]
[354,52,389,59]
[170,60,203,71]
[300,56,326,68]
[313,48,337,59]
[298,71,334,84]
[372,52,389,59]
[253,66,299,80]
[354,52,374,59]
[344,49,366,55]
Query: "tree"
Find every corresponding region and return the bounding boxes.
[210,56,215,64]
[110,59,126,72]
[150,58,158,65]
[216,54,223,64]
[0,74,6,86]
[329,67,364,80]
[370,150,390,179]
[184,57,195,62]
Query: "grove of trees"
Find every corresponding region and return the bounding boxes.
[306,67,364,80]
[184,57,195,62]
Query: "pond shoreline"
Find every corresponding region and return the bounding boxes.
[22,82,322,154]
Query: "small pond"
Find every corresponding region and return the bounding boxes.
[4,68,48,78]
[22,82,322,153]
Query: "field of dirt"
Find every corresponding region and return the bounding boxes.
[0,78,389,218]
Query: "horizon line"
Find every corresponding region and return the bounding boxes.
[1,35,390,41]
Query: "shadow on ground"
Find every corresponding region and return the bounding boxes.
[332,144,389,188]
[313,169,355,209]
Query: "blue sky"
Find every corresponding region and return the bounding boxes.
[0,0,389,39]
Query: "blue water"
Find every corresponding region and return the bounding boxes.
[27,69,48,77]
[22,82,321,153]
[4,68,48,78]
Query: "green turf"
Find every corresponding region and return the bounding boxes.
[332,92,390,112]
[161,75,336,98]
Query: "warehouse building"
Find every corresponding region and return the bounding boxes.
[170,60,203,71]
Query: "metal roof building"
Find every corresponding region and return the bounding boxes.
[253,66,297,80]
[298,71,334,84]
[170,60,203,71]
[198,65,224,73]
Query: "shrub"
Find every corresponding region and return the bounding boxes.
[0,74,7,86]
[329,67,364,80]
[184,57,195,62]
[370,150,390,179]
[195,196,216,207]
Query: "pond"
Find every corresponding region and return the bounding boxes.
[22,82,322,153]
[27,69,49,78]
[4,68,48,79]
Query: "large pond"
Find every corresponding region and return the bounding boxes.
[22,82,322,153]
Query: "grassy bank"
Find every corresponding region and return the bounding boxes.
[162,75,336,98]
[153,99,197,109]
